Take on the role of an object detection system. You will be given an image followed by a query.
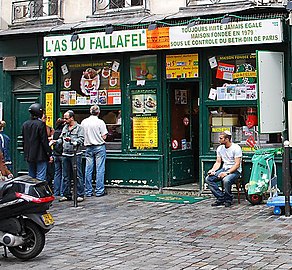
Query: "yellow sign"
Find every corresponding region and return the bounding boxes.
[46,61,54,85]
[45,93,54,128]
[133,116,158,149]
[166,54,199,79]
[211,127,232,132]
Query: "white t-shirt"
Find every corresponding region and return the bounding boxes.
[217,143,242,172]
[81,115,108,146]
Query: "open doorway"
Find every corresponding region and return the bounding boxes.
[167,82,199,186]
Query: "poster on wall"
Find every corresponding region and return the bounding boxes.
[131,89,157,115]
[166,54,199,79]
[208,53,257,101]
[60,60,121,105]
[131,89,158,149]
[46,61,54,85]
[45,93,54,128]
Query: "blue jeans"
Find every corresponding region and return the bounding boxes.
[85,145,106,196]
[28,161,47,181]
[53,155,63,196]
[205,168,241,203]
[62,154,84,198]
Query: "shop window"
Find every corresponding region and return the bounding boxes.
[59,58,122,152]
[209,107,282,152]
[206,53,282,152]
[130,55,157,81]
[63,109,122,152]
[60,59,121,106]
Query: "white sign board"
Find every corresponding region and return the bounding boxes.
[44,29,147,57]
[169,19,283,49]
[44,19,283,57]
[257,51,285,133]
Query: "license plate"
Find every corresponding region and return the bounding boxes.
[42,213,54,225]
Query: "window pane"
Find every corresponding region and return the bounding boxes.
[131,0,143,6]
[109,0,125,8]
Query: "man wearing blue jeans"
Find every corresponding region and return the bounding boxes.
[81,105,108,197]
[52,110,85,202]
[205,130,242,207]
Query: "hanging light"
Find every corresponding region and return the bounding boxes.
[70,33,79,42]
[105,25,114,34]
[221,15,231,24]
[187,20,199,28]
[148,23,157,31]
[286,1,292,11]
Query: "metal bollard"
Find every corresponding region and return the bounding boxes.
[73,149,78,208]
[283,141,291,217]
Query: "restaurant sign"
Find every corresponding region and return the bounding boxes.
[44,19,282,56]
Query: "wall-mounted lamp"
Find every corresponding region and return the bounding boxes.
[286,1,292,11]
[221,15,231,24]
[148,23,157,31]
[70,33,79,42]
[187,20,199,28]
[105,25,114,34]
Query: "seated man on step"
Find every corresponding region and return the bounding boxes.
[205,130,242,207]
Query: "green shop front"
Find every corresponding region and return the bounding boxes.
[40,16,288,191]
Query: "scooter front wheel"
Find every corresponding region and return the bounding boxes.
[8,219,45,260]
[247,194,263,205]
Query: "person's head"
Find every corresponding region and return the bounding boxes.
[29,103,44,119]
[219,130,232,146]
[55,118,65,129]
[0,120,6,131]
[90,105,100,116]
[63,110,75,125]
[42,113,47,123]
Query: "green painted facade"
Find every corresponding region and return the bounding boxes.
[0,12,291,192]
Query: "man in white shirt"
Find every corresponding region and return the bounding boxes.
[205,130,242,207]
[81,105,108,197]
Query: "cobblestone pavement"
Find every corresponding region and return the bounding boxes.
[0,194,291,270]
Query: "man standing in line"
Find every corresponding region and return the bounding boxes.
[205,130,242,207]
[52,110,85,202]
[22,103,53,181]
[81,105,108,197]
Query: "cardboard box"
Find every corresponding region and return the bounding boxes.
[211,115,223,126]
[222,114,238,126]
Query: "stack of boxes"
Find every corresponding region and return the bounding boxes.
[211,114,239,149]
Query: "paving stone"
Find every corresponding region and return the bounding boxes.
[0,194,291,269]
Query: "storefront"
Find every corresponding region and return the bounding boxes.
[40,15,289,190]
[0,9,289,191]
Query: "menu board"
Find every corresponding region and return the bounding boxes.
[166,54,199,79]
[131,89,158,149]
[133,116,158,149]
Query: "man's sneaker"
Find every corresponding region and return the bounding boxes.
[225,202,232,207]
[59,196,68,202]
[211,201,224,207]
[96,191,107,197]
[77,197,84,202]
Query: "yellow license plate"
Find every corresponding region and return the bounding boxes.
[42,213,54,225]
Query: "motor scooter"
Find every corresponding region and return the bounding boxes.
[0,175,54,260]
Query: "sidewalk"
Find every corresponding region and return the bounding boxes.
[0,194,291,270]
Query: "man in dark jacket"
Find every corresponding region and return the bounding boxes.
[22,103,53,181]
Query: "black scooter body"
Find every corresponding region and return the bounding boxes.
[0,175,53,219]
